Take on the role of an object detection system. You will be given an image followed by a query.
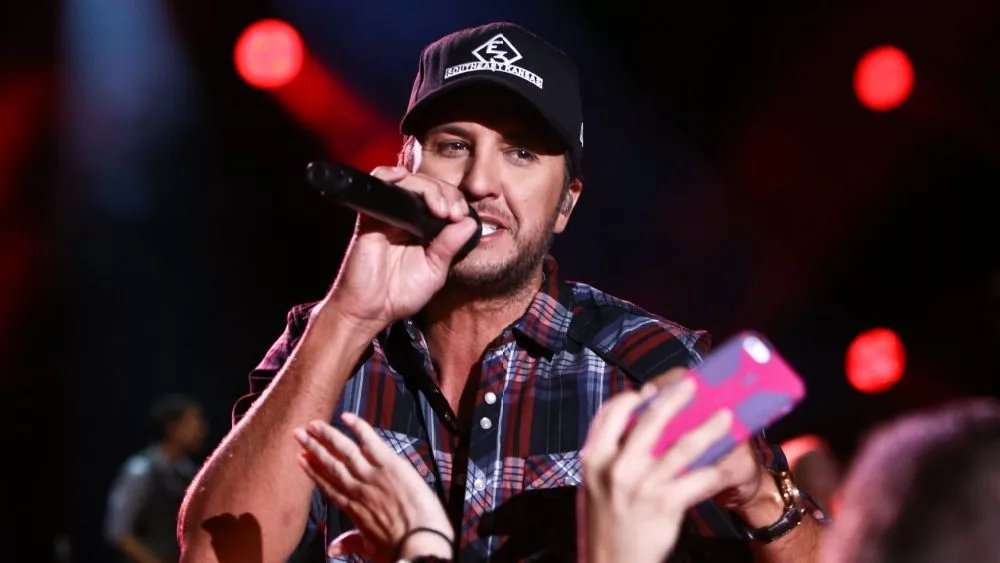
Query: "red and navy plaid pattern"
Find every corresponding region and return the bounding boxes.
[235,256,825,562]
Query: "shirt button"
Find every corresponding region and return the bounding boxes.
[480,417,493,430]
[473,478,486,491]
[484,392,497,405]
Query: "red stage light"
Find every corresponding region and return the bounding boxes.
[234,19,304,89]
[846,327,906,393]
[854,46,913,111]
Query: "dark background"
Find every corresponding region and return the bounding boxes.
[2,0,997,561]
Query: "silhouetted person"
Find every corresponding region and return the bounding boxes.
[821,397,1000,563]
[105,394,208,563]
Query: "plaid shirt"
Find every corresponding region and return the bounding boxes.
[235,256,824,562]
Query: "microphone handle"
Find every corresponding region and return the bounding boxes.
[305,161,481,259]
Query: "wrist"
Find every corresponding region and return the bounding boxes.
[732,470,786,527]
[311,299,385,343]
[733,467,807,543]
[394,527,453,562]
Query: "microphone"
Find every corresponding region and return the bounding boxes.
[305,161,481,260]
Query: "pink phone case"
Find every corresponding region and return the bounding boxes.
[627,331,806,469]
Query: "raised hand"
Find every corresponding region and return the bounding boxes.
[322,166,478,333]
[295,412,454,562]
[579,375,734,563]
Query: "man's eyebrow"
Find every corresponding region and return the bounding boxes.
[425,124,471,138]
[424,123,559,151]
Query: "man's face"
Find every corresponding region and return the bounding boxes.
[169,406,208,453]
[413,85,581,296]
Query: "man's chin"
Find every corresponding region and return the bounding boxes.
[445,256,538,298]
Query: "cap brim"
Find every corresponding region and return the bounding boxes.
[400,75,571,153]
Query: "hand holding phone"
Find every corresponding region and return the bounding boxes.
[626,331,806,470]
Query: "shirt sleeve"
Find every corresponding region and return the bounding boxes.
[104,455,153,543]
[231,303,315,426]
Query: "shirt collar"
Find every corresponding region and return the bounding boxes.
[510,254,573,354]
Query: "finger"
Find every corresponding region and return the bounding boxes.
[296,426,368,501]
[306,420,375,480]
[424,217,479,274]
[369,165,409,184]
[341,412,394,467]
[648,408,734,483]
[580,391,644,475]
[379,169,451,219]
[298,451,353,509]
[664,464,729,511]
[644,367,690,392]
[618,377,697,462]
[413,173,469,221]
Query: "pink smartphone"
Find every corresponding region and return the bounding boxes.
[627,331,806,469]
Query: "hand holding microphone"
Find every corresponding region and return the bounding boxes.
[304,161,481,332]
[305,161,482,260]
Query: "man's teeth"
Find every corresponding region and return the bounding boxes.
[481,223,498,236]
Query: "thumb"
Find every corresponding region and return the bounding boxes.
[327,529,374,559]
[425,217,479,273]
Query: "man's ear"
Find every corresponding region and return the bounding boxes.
[560,191,574,214]
[553,179,582,233]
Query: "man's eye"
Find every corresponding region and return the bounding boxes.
[509,148,537,162]
[436,141,468,155]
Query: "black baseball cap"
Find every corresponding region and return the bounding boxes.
[401,22,584,167]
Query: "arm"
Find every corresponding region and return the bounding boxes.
[178,304,381,563]
[178,166,477,563]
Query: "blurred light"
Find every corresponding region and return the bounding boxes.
[234,19,304,89]
[780,434,825,469]
[846,327,906,393]
[267,56,399,171]
[854,46,913,111]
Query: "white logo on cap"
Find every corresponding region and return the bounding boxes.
[443,33,543,89]
[473,34,523,65]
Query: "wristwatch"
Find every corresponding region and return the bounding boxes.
[737,467,807,543]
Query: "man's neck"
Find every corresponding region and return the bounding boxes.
[418,269,543,409]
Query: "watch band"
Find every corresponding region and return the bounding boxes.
[738,467,807,543]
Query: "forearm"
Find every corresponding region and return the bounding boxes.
[179,304,380,563]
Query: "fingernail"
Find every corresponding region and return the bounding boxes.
[308,420,325,433]
[640,383,658,399]
[341,412,357,424]
[452,200,465,216]
[294,428,309,444]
